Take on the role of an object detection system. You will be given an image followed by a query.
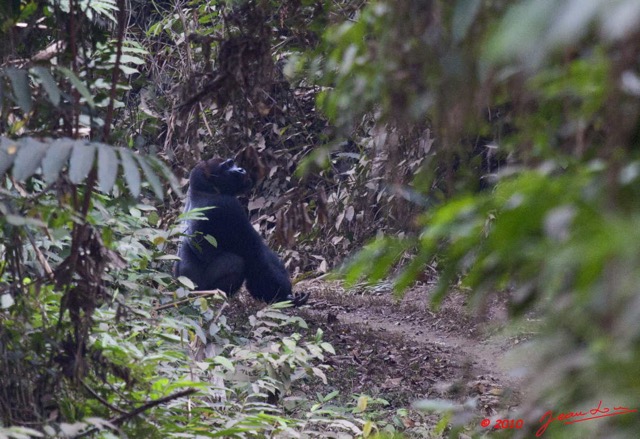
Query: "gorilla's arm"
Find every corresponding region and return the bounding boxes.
[245,247,309,305]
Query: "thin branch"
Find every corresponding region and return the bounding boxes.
[73,388,198,438]
[81,380,128,414]
[154,289,227,311]
[103,0,127,140]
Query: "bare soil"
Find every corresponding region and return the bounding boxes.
[291,279,526,436]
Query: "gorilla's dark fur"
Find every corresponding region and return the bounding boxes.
[175,158,308,305]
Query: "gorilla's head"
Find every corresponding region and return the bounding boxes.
[190,158,252,195]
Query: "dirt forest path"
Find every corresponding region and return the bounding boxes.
[293,279,526,431]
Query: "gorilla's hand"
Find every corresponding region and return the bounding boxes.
[287,291,310,306]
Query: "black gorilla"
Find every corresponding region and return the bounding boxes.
[175,158,308,305]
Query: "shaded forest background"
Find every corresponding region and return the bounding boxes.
[1,0,640,437]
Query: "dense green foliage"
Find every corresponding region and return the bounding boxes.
[2,0,640,438]
[334,1,640,437]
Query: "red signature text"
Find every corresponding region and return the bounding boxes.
[536,401,637,437]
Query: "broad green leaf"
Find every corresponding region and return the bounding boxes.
[341,237,408,286]
[394,249,433,294]
[42,138,73,183]
[30,66,61,106]
[58,67,95,107]
[18,0,37,21]
[136,154,163,199]
[157,333,182,342]
[119,149,141,197]
[147,156,182,196]
[320,342,335,354]
[4,214,45,227]
[178,207,215,221]
[156,254,180,260]
[283,337,296,350]
[69,141,96,183]
[89,0,117,23]
[119,65,139,75]
[312,367,327,384]
[322,390,339,402]
[356,395,368,412]
[204,234,218,247]
[115,54,145,65]
[214,356,234,371]
[13,137,48,180]
[209,428,255,437]
[96,143,118,193]
[121,44,147,54]
[177,276,196,289]
[193,324,206,344]
[260,310,290,320]
[363,420,374,437]
[135,203,157,211]
[5,67,32,113]
[434,412,452,436]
